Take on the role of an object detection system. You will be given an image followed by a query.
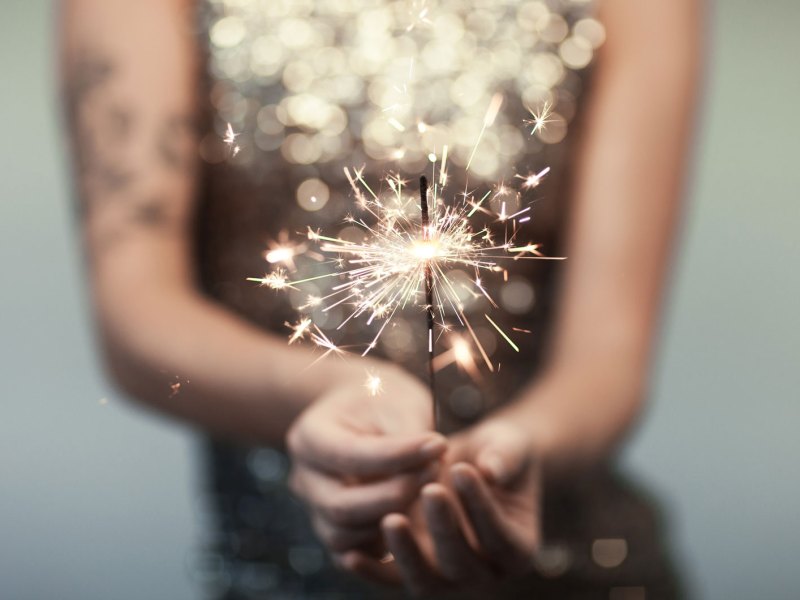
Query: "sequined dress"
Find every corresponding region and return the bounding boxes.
[193,1,682,598]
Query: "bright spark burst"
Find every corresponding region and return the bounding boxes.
[286,318,312,344]
[252,157,563,370]
[365,372,383,396]
[308,325,346,361]
[524,101,554,136]
[169,375,189,398]
[245,82,570,380]
[264,231,308,271]
[223,122,241,156]
[515,166,551,190]
[247,269,294,290]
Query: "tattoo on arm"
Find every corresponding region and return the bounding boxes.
[67,52,133,207]
[157,114,197,172]
[65,47,197,240]
[133,196,170,227]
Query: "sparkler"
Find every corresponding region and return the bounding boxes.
[247,153,563,428]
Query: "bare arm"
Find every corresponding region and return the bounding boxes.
[506,0,703,472]
[60,0,391,445]
[348,5,705,589]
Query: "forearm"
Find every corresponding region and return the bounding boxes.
[97,279,389,446]
[61,0,385,445]
[499,0,702,474]
[497,359,643,477]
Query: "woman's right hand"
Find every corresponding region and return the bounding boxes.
[287,365,447,559]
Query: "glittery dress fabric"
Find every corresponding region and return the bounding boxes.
[192,1,682,598]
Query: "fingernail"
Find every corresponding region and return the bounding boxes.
[422,482,446,500]
[419,435,447,459]
[382,513,405,531]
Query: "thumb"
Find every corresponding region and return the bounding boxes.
[475,428,531,486]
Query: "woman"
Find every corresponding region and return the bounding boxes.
[62,0,701,597]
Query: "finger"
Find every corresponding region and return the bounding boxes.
[333,550,402,586]
[311,512,380,553]
[421,483,493,583]
[382,513,441,597]
[475,438,530,487]
[289,424,446,477]
[450,462,534,573]
[297,463,439,527]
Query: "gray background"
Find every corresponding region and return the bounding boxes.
[1,1,798,598]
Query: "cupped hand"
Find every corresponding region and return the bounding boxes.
[336,414,542,596]
[287,365,447,557]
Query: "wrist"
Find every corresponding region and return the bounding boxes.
[489,363,644,476]
[487,376,560,463]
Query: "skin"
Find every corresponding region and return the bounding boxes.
[341,1,701,591]
[62,0,701,595]
[60,0,437,448]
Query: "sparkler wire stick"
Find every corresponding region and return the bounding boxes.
[419,175,440,429]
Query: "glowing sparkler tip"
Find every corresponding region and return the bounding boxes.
[411,240,441,260]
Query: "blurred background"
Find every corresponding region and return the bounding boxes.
[1,1,798,598]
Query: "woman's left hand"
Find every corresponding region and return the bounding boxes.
[336,413,543,596]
